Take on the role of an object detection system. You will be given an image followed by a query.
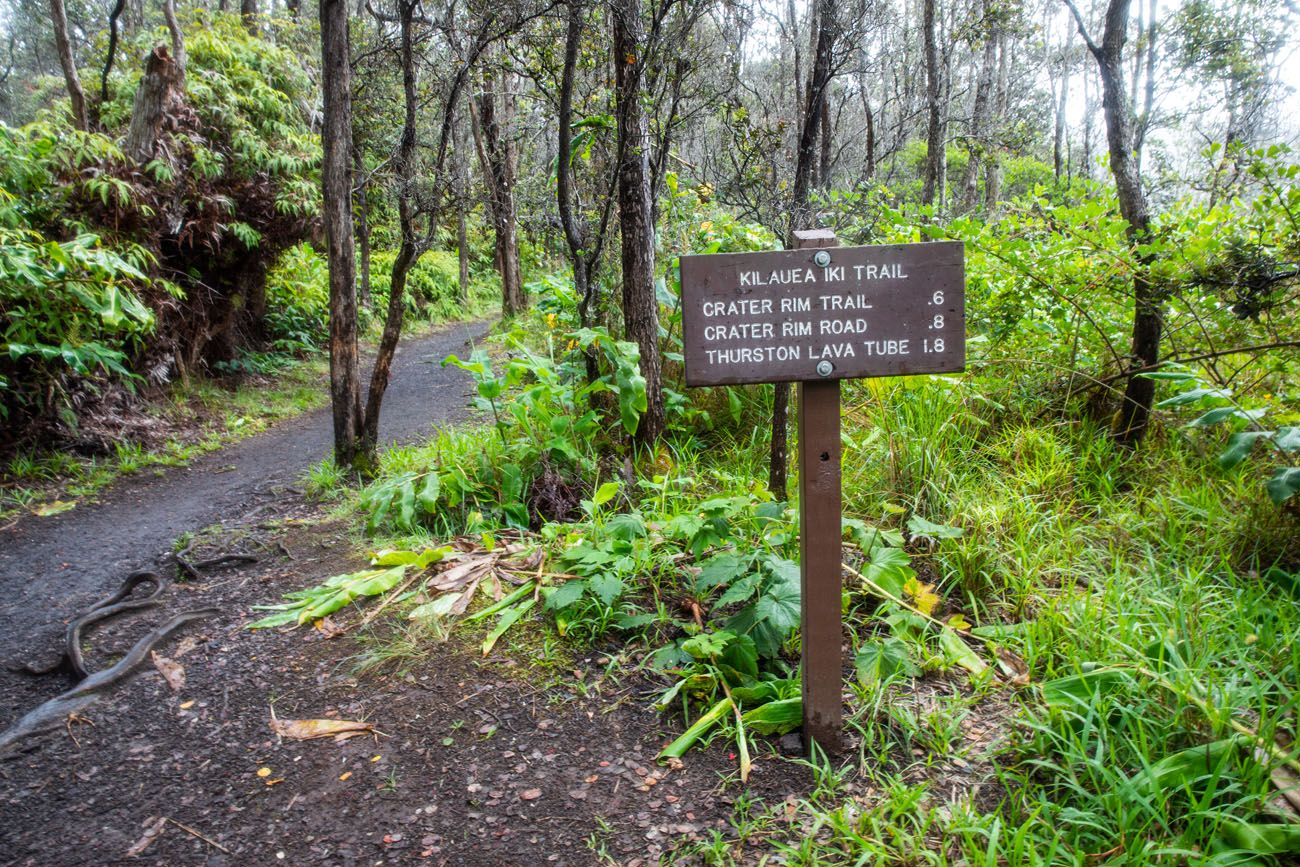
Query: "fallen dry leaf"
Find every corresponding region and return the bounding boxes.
[150,652,185,692]
[314,617,347,639]
[125,816,166,857]
[270,718,375,741]
[520,788,542,800]
[1271,765,1300,817]
[994,648,1031,686]
[338,771,353,781]
[256,767,272,778]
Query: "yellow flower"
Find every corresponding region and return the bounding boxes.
[546,313,557,329]
[700,220,714,232]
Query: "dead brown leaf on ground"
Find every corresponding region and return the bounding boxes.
[269,717,375,741]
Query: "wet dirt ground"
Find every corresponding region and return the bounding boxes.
[0,321,816,865]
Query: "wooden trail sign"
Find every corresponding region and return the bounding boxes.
[679,230,966,756]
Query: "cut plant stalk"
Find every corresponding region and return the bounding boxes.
[657,696,733,762]
[480,596,536,656]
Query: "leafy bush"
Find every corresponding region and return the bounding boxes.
[369,249,463,322]
[0,13,321,435]
[263,242,329,354]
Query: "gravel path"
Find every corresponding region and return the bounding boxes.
[0,319,490,666]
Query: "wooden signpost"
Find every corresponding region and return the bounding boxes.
[678,230,965,755]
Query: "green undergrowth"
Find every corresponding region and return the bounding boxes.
[1,261,490,520]
[0,353,329,518]
[272,272,1300,863]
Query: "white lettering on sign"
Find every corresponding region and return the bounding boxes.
[706,345,804,364]
[679,241,965,386]
[739,268,819,286]
[818,294,872,311]
[701,298,773,317]
[852,263,908,280]
[704,322,775,341]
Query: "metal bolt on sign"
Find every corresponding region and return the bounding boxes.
[677,229,966,759]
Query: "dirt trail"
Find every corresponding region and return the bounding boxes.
[0,319,489,667]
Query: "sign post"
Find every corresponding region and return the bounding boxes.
[678,231,965,758]
[791,229,843,755]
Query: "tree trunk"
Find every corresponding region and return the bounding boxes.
[921,0,945,208]
[612,0,664,449]
[454,102,471,303]
[771,0,835,501]
[162,0,186,81]
[1053,36,1069,181]
[985,27,1008,210]
[320,0,363,469]
[474,70,525,317]
[100,0,128,111]
[241,0,257,34]
[960,7,997,211]
[557,0,603,389]
[353,146,371,309]
[359,0,419,462]
[125,45,184,165]
[1067,0,1158,446]
[818,96,832,188]
[50,0,87,130]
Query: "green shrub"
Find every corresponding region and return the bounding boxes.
[263,242,329,353]
[370,249,464,322]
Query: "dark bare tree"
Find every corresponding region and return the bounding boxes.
[472,62,526,316]
[1065,0,1158,446]
[49,0,87,129]
[612,0,664,447]
[320,0,364,469]
[770,0,836,500]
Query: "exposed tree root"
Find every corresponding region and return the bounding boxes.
[10,571,166,680]
[0,607,218,755]
[174,540,259,580]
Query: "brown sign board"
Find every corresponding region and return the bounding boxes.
[680,240,965,387]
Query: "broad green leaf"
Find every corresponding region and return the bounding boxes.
[657,697,732,761]
[861,545,915,599]
[615,612,656,631]
[696,553,748,589]
[1266,468,1300,504]
[416,472,440,511]
[1219,431,1274,469]
[396,480,416,529]
[606,512,647,540]
[907,514,963,540]
[716,573,761,607]
[1042,667,1133,707]
[591,481,620,507]
[1275,427,1300,451]
[755,580,801,633]
[1189,407,1264,428]
[682,630,736,660]
[718,633,759,683]
[408,593,460,620]
[855,638,918,685]
[588,573,623,605]
[740,697,802,735]
[1131,737,1245,798]
[1214,822,1300,855]
[481,597,536,656]
[1158,387,1231,407]
[544,580,586,611]
[938,628,987,675]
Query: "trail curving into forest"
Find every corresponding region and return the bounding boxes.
[0,319,490,673]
